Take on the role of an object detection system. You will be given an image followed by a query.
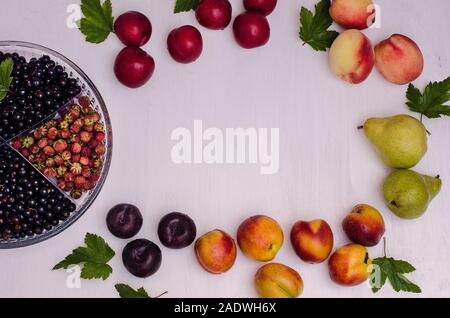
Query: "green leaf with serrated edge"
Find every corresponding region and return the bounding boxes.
[0,59,14,101]
[406,76,450,119]
[371,257,421,294]
[174,0,201,13]
[79,0,114,44]
[299,0,339,52]
[115,284,151,298]
[52,233,115,280]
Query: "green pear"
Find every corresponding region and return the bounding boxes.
[363,114,427,168]
[383,169,442,219]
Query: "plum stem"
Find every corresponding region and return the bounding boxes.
[383,237,387,258]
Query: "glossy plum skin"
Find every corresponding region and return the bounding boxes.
[122,239,162,278]
[106,204,143,239]
[195,0,232,30]
[167,26,203,64]
[114,47,155,88]
[114,11,152,47]
[233,12,270,49]
[158,212,197,249]
[243,0,278,16]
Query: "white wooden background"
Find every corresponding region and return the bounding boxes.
[0,0,449,298]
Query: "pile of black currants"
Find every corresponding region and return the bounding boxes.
[0,145,76,241]
[0,52,81,141]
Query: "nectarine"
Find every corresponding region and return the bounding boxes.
[375,34,424,85]
[195,229,237,274]
[330,0,375,30]
[290,219,334,264]
[328,243,372,286]
[254,263,303,298]
[342,204,385,246]
[237,215,284,262]
[329,29,374,84]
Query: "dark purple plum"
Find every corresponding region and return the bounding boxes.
[106,204,143,239]
[158,212,197,249]
[122,239,162,278]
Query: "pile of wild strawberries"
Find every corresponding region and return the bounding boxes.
[12,97,106,200]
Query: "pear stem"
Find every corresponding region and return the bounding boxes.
[383,237,387,258]
[357,125,364,130]
[154,291,168,298]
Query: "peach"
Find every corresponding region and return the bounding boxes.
[328,243,372,286]
[375,34,424,85]
[330,0,375,30]
[254,263,303,298]
[329,29,375,84]
[290,219,334,264]
[195,229,237,274]
[237,215,284,262]
[342,204,385,246]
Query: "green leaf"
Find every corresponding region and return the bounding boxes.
[0,59,14,102]
[174,0,201,13]
[53,233,115,280]
[406,76,450,119]
[115,284,151,298]
[371,257,421,294]
[79,0,114,44]
[299,0,339,52]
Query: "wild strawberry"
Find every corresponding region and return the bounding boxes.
[43,146,55,156]
[45,120,57,129]
[46,158,55,168]
[74,176,86,189]
[81,106,91,114]
[72,154,80,163]
[70,123,81,134]
[94,132,105,142]
[89,139,99,149]
[64,113,74,124]
[81,166,91,178]
[70,134,80,143]
[47,127,58,140]
[54,155,64,166]
[11,139,21,149]
[79,156,90,166]
[53,139,68,153]
[61,150,71,161]
[65,181,74,191]
[90,173,100,183]
[22,137,34,148]
[93,158,103,169]
[57,179,66,190]
[78,96,91,108]
[70,104,81,118]
[83,116,94,127]
[30,144,40,154]
[64,172,75,182]
[70,189,82,200]
[81,147,92,157]
[38,153,47,162]
[94,123,104,132]
[70,162,82,175]
[61,129,71,139]
[80,131,92,143]
[71,143,82,154]
[57,165,67,177]
[59,121,69,130]
[21,148,30,158]
[36,162,45,171]
[33,127,43,139]
[43,167,57,177]
[83,180,94,191]
[95,144,105,156]
[84,125,94,132]
[38,138,48,148]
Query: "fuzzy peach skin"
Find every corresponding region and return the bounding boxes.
[330,0,375,30]
[375,34,424,85]
[195,229,237,274]
[329,29,375,84]
[237,215,284,262]
[328,243,372,286]
[342,204,385,246]
[290,219,334,264]
[254,263,304,298]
